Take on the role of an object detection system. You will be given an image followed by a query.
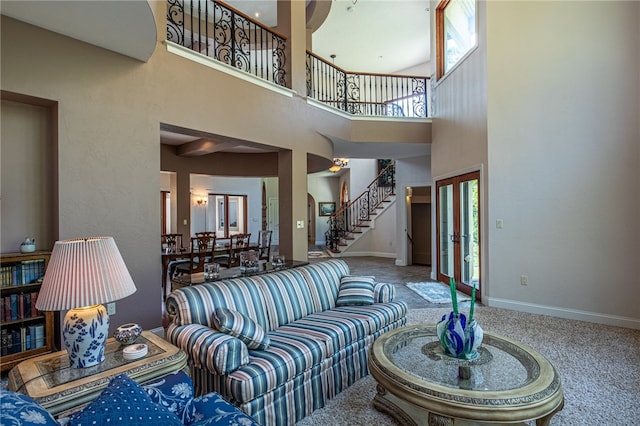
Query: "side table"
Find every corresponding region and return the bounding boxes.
[8,331,188,418]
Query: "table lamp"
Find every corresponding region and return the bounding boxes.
[36,237,137,368]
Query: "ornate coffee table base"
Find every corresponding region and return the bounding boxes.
[373,384,564,426]
[368,326,564,426]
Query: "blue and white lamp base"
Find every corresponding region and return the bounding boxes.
[63,304,110,368]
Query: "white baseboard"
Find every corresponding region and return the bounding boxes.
[487,297,640,330]
[338,251,396,258]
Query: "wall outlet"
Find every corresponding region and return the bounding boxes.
[520,275,528,286]
[107,303,116,315]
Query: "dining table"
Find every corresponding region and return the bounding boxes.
[161,239,259,298]
[169,259,309,292]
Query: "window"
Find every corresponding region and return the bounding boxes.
[209,194,247,238]
[436,0,477,79]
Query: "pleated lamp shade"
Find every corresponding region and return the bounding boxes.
[36,237,137,311]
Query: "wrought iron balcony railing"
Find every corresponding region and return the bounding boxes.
[307,52,430,118]
[166,1,430,118]
[167,0,287,87]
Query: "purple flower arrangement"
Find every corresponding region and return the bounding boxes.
[436,278,483,360]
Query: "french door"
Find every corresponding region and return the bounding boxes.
[436,171,480,298]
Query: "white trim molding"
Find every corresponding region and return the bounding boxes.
[487,297,640,330]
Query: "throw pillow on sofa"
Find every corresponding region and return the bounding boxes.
[0,389,59,426]
[68,374,182,426]
[336,276,376,306]
[212,307,270,350]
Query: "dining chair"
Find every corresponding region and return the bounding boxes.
[257,230,273,261]
[215,233,251,268]
[175,235,216,274]
[161,233,183,253]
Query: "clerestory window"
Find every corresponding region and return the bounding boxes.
[436,0,477,79]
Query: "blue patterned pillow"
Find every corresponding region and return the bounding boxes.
[142,370,194,424]
[69,374,182,426]
[186,392,260,426]
[336,276,375,306]
[212,307,270,350]
[0,389,58,426]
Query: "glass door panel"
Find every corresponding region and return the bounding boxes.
[436,171,481,298]
[439,184,455,279]
[460,178,479,288]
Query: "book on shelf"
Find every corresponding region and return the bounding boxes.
[0,265,12,287]
[10,294,18,321]
[9,329,20,354]
[1,328,8,356]
[34,323,45,348]
[21,259,46,285]
[31,291,39,317]
[4,296,11,322]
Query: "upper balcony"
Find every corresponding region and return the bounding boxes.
[166,0,431,119]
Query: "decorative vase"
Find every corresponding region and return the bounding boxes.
[436,311,483,360]
[63,305,109,368]
[113,323,142,345]
[20,238,36,253]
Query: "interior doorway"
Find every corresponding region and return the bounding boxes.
[436,171,481,298]
[409,186,431,265]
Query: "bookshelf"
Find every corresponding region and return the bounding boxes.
[0,251,55,372]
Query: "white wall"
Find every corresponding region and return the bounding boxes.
[347,159,378,196]
[484,1,640,327]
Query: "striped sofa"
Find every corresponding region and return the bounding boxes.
[165,259,407,426]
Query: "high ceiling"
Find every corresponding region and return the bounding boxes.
[227,0,431,75]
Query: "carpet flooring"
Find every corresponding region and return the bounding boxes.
[406,281,471,304]
[296,306,640,426]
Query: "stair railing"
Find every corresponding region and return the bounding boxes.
[325,163,396,251]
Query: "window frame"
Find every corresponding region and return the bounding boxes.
[435,0,478,80]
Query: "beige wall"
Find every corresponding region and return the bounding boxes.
[1,98,57,253]
[1,2,430,333]
[432,0,639,328]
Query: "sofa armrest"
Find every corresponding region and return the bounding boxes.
[166,323,249,375]
[373,282,395,303]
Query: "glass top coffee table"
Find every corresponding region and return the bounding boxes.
[368,325,564,425]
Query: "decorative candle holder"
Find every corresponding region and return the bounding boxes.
[436,312,483,360]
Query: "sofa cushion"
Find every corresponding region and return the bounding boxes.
[69,374,182,426]
[253,269,317,330]
[299,259,350,311]
[277,310,370,354]
[212,307,270,350]
[336,276,375,306]
[332,302,408,335]
[186,392,261,426]
[0,389,59,426]
[142,370,194,424]
[226,332,326,402]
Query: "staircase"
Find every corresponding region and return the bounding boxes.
[325,163,396,256]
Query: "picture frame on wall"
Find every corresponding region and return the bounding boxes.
[319,202,336,216]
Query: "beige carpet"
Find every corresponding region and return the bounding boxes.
[296,306,640,426]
